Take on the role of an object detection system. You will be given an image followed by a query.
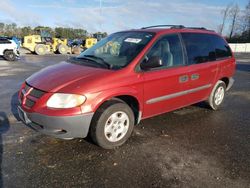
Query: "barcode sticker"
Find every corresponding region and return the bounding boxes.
[124,38,142,43]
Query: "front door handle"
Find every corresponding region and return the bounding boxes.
[179,75,189,83]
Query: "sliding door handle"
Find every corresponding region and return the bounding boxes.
[191,73,200,80]
[179,75,189,83]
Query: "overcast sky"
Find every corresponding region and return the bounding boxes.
[0,0,248,34]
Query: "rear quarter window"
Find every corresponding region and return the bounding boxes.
[209,35,232,59]
[181,33,232,65]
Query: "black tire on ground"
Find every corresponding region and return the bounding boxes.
[90,100,135,149]
[35,44,46,55]
[57,44,68,54]
[3,50,16,61]
[208,81,226,110]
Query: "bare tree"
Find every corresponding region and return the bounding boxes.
[219,4,232,34]
[229,4,240,39]
[243,0,250,41]
[245,0,250,31]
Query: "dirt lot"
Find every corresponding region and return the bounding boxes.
[0,53,249,188]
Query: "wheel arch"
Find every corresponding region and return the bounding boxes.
[220,77,229,87]
[91,93,142,125]
[113,95,141,125]
[3,49,14,54]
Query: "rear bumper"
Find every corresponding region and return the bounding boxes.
[18,107,94,139]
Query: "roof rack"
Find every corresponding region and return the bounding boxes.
[186,27,207,30]
[141,25,185,29]
[141,25,213,31]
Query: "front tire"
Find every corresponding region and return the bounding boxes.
[208,81,226,110]
[3,50,16,61]
[90,100,135,149]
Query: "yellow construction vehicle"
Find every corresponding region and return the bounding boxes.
[22,30,68,55]
[83,38,98,49]
[70,37,98,54]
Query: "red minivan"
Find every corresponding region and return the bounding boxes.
[18,25,235,149]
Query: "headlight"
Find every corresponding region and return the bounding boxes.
[47,93,86,108]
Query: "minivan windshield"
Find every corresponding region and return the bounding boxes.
[76,31,155,69]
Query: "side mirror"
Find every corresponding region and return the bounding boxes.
[140,56,163,70]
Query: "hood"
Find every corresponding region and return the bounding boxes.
[26,61,110,92]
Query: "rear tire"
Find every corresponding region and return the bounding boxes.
[35,44,46,55]
[57,44,68,54]
[90,100,135,149]
[208,81,226,110]
[3,50,16,61]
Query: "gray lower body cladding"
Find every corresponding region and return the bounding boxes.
[18,107,93,139]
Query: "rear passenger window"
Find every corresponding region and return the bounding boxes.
[209,35,232,59]
[146,34,184,68]
[181,33,215,64]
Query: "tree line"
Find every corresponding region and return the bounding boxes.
[0,23,107,39]
[219,0,250,43]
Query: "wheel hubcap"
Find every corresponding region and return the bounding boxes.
[214,86,224,105]
[104,111,129,142]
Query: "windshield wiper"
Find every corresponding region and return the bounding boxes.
[83,55,111,69]
[73,56,109,69]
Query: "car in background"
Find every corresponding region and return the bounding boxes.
[0,37,19,61]
[18,25,236,149]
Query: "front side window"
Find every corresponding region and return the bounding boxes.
[145,34,184,69]
[181,33,216,65]
[76,31,155,69]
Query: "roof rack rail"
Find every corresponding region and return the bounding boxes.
[141,25,214,31]
[186,27,207,30]
[141,25,185,29]
[186,27,215,32]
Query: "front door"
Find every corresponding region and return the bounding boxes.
[142,34,190,118]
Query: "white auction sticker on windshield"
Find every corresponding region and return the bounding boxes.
[124,38,142,43]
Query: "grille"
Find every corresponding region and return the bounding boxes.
[29,87,45,98]
[20,83,46,108]
[24,84,31,92]
[25,98,35,107]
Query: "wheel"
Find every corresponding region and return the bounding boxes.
[90,100,135,149]
[3,50,16,61]
[208,81,226,110]
[35,44,46,55]
[57,44,68,54]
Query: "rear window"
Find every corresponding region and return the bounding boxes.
[181,33,232,65]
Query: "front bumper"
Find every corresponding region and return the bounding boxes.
[18,106,94,139]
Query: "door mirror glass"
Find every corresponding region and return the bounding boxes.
[140,56,163,70]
